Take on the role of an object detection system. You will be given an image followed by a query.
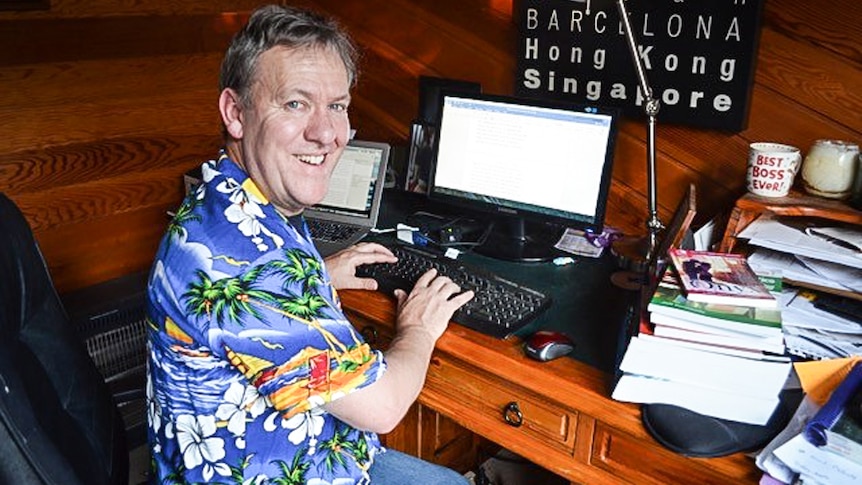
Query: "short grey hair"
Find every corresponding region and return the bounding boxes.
[219,5,359,108]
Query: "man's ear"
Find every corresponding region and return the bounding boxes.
[219,88,244,139]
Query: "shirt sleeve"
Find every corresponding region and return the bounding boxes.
[215,312,386,419]
[200,247,386,420]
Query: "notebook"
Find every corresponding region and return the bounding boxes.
[305,139,390,256]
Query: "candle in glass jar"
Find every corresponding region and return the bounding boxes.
[801,139,860,199]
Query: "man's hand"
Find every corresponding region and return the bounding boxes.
[393,269,474,342]
[324,242,397,290]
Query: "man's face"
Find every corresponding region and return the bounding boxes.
[225,45,351,215]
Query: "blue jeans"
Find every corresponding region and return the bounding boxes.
[369,449,471,485]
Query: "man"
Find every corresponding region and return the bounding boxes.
[146,5,473,484]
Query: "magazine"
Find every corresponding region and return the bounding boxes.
[667,249,778,308]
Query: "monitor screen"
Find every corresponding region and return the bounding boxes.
[429,92,619,261]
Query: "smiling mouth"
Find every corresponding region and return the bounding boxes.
[297,154,325,166]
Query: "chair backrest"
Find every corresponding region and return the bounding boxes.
[0,193,128,485]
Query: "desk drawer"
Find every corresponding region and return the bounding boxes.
[424,355,577,454]
[591,423,757,485]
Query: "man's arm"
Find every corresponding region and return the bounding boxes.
[323,269,473,433]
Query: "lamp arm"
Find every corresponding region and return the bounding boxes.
[615,0,664,262]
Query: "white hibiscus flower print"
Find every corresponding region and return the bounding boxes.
[286,407,325,454]
[217,177,284,251]
[264,405,325,455]
[194,161,221,200]
[175,414,231,481]
[216,381,267,448]
[146,375,161,433]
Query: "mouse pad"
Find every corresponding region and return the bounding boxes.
[641,389,802,457]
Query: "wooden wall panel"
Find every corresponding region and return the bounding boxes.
[0,0,265,19]
[0,54,222,156]
[1,135,218,229]
[1,0,860,293]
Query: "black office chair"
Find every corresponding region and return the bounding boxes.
[0,193,129,485]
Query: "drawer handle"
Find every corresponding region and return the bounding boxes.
[360,325,378,345]
[503,401,523,427]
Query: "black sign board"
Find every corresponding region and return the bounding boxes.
[515,0,765,131]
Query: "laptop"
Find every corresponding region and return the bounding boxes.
[305,139,390,256]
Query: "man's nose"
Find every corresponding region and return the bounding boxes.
[305,109,340,145]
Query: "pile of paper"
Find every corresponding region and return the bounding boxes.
[738,217,862,275]
[757,359,862,485]
[738,216,862,360]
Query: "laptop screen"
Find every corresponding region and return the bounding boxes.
[305,140,390,223]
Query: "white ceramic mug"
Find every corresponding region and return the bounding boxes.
[746,142,802,197]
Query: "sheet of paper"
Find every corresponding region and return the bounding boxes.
[694,218,716,251]
[783,326,862,360]
[798,255,862,293]
[748,248,856,292]
[738,217,862,270]
[756,396,822,484]
[554,228,604,258]
[811,226,862,252]
[773,434,862,485]
[783,291,862,334]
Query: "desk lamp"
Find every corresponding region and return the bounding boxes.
[574,0,665,267]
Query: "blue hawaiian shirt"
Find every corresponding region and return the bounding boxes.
[146,152,386,484]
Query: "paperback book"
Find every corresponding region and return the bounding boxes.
[650,316,785,355]
[612,334,791,425]
[648,269,782,339]
[668,249,778,308]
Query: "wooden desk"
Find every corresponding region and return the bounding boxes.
[340,289,762,484]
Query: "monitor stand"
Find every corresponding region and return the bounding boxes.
[475,217,563,262]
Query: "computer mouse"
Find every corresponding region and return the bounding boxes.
[523,330,575,362]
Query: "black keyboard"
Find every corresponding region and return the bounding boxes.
[356,244,551,338]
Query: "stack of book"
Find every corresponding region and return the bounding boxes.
[649,252,785,355]
[612,249,793,425]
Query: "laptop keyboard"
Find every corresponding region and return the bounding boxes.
[307,219,362,243]
[356,244,551,338]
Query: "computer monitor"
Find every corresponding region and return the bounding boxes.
[428,92,620,262]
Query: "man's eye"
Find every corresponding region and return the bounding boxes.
[330,103,348,113]
[285,100,303,110]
